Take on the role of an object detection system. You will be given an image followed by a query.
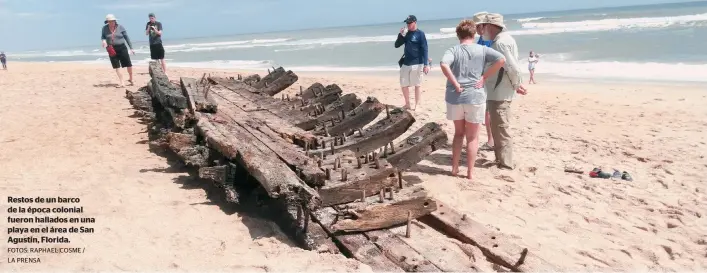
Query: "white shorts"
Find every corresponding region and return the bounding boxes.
[446,103,486,124]
[400,64,424,87]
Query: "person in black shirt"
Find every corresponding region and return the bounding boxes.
[145,13,167,73]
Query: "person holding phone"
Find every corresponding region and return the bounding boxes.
[146,13,167,73]
[394,15,430,111]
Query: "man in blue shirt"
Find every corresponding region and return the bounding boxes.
[394,15,429,111]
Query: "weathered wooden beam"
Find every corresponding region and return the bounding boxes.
[388,219,482,272]
[386,122,448,170]
[180,77,218,113]
[318,161,398,207]
[198,165,227,182]
[218,107,326,188]
[364,229,441,272]
[207,84,319,147]
[194,80,218,113]
[310,107,415,156]
[419,200,560,272]
[260,70,299,96]
[194,112,321,210]
[326,97,384,137]
[312,207,404,272]
[210,77,315,130]
[252,66,285,89]
[148,61,188,109]
[242,74,261,86]
[330,186,437,233]
[296,93,362,130]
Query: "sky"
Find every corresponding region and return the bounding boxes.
[0,0,698,52]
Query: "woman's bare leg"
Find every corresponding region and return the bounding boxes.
[114,68,124,87]
[465,122,481,180]
[127,67,134,85]
[451,120,466,176]
[529,69,536,84]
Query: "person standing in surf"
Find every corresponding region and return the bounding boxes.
[528,51,539,84]
[0,52,7,70]
[394,15,430,111]
[145,13,167,74]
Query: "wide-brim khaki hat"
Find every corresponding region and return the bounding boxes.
[472,12,489,24]
[480,13,505,29]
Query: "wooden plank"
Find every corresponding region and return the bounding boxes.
[318,159,398,207]
[300,93,362,128]
[252,66,285,89]
[207,84,319,146]
[386,122,449,170]
[194,112,321,210]
[148,61,188,109]
[146,81,188,129]
[365,229,441,272]
[260,70,299,96]
[312,207,404,272]
[242,74,261,85]
[418,200,560,272]
[326,97,385,137]
[179,77,198,114]
[389,220,481,272]
[224,111,326,188]
[211,77,315,129]
[331,185,437,233]
[194,80,218,113]
[310,107,415,156]
[304,217,341,254]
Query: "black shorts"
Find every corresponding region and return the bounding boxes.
[109,44,132,69]
[150,43,165,60]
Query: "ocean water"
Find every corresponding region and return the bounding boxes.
[10,1,707,82]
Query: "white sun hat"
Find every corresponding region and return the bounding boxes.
[105,14,118,21]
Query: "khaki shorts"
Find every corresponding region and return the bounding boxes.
[446,103,486,124]
[400,64,424,87]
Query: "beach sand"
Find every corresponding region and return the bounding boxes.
[1,62,705,271]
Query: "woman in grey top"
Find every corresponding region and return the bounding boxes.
[101,14,135,88]
[439,19,505,181]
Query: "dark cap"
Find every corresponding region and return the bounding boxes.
[403,15,417,24]
[148,13,156,18]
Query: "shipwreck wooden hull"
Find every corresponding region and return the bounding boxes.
[125,62,561,273]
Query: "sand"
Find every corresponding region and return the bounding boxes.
[1,62,705,271]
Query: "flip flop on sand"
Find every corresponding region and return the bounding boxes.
[622,171,633,181]
[127,80,134,86]
[612,169,622,179]
[589,167,601,178]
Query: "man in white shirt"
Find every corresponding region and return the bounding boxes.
[478,13,527,170]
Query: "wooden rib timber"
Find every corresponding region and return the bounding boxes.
[125,62,562,272]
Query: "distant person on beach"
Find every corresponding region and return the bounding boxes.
[473,11,495,152]
[478,13,527,170]
[101,14,135,88]
[145,13,167,73]
[439,19,506,180]
[394,15,430,111]
[0,52,7,70]
[528,51,539,84]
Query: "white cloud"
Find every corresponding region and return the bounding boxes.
[100,0,177,10]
